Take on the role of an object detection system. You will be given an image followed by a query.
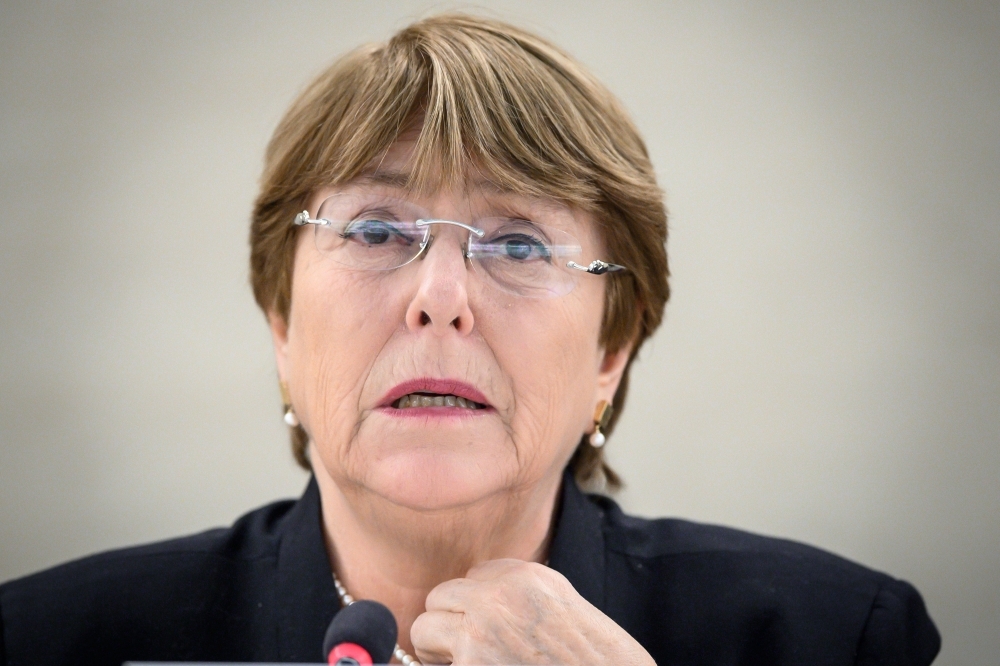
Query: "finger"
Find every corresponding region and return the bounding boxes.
[465,557,527,581]
[425,576,477,612]
[410,609,462,665]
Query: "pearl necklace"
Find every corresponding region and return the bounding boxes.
[332,572,422,666]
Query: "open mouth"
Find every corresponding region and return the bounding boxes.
[380,378,492,413]
[392,392,487,410]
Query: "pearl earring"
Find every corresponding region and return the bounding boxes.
[279,381,299,427]
[589,400,613,448]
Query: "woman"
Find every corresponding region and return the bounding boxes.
[0,14,939,665]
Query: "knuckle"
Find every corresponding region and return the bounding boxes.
[409,612,430,638]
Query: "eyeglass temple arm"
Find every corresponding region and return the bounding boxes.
[567,260,627,275]
[294,211,323,226]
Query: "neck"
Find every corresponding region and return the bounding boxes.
[312,464,564,657]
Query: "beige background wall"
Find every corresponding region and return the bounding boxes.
[1,2,997,664]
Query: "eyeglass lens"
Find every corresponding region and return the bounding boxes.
[311,193,586,298]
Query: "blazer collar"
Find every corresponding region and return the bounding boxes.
[547,468,607,611]
[273,469,607,660]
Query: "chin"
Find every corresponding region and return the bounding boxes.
[324,416,521,511]
[359,446,519,512]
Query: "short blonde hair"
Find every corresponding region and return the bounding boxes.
[250,13,669,490]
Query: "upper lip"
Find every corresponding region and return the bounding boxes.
[379,378,491,408]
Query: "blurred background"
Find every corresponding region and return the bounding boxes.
[1,2,997,663]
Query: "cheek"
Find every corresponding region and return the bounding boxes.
[481,286,605,468]
[285,254,404,449]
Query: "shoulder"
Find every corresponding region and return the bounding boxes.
[1,494,294,596]
[0,496,297,665]
[588,494,941,665]
[596,492,872,573]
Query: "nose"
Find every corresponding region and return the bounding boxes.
[404,227,475,336]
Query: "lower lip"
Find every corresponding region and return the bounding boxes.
[376,406,493,418]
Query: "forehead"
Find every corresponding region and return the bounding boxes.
[347,172,566,214]
[327,138,584,225]
[360,137,524,195]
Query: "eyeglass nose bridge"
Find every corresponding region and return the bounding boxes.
[413,218,486,260]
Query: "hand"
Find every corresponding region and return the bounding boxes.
[410,559,655,665]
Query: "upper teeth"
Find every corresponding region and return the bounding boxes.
[395,393,482,409]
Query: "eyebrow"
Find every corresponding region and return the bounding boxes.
[347,169,572,220]
[353,169,517,196]
[352,171,411,189]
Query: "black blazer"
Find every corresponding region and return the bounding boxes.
[0,472,940,665]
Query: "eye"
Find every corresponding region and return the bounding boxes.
[342,217,414,246]
[504,238,532,260]
[490,232,551,262]
[502,236,539,260]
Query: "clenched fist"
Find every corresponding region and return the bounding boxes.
[410,559,655,665]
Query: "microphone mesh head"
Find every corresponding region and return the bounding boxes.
[322,599,399,664]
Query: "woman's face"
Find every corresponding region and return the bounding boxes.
[271,139,630,511]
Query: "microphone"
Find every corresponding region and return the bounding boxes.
[322,599,399,666]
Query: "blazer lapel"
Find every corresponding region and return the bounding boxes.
[274,476,340,662]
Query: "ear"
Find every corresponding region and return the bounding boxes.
[595,344,633,405]
[267,311,290,384]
